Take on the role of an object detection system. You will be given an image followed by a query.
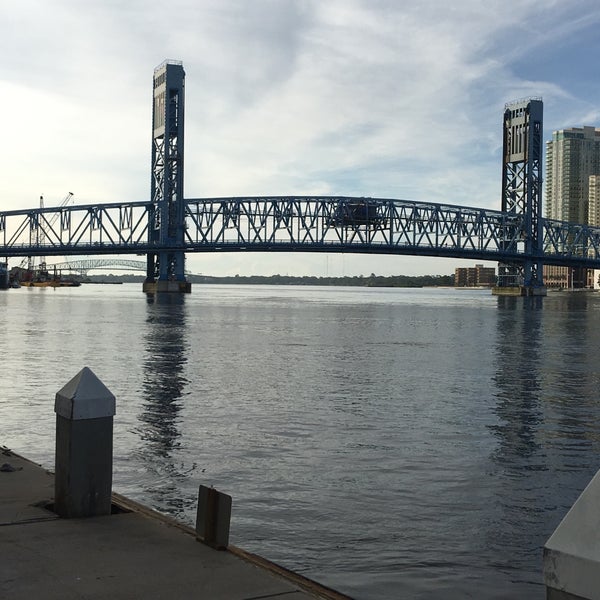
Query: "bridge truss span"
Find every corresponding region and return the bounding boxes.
[183,196,527,261]
[0,201,151,257]
[2,196,600,269]
[542,218,600,267]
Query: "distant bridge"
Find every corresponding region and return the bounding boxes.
[46,259,148,276]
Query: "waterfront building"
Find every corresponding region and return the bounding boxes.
[544,126,600,288]
[543,264,594,289]
[590,175,600,288]
[454,264,496,287]
[589,175,600,226]
[546,126,600,223]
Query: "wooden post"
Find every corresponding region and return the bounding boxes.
[196,485,232,550]
[54,367,116,518]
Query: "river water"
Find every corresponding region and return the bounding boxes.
[1,283,600,599]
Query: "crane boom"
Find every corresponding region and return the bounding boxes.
[18,192,75,281]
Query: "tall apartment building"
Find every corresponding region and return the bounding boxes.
[546,126,600,222]
[544,126,600,288]
[589,175,600,227]
[590,175,600,288]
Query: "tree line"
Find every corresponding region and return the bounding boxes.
[85,273,455,287]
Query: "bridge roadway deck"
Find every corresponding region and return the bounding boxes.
[0,448,350,600]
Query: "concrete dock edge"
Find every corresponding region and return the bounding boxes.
[1,448,352,600]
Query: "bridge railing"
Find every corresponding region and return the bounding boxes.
[2,196,600,268]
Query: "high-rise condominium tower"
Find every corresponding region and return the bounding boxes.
[589,175,600,227]
[544,126,600,288]
[545,126,600,223]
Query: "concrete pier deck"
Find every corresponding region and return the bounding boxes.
[0,448,350,600]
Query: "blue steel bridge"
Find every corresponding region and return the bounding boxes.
[1,195,600,265]
[1,61,599,293]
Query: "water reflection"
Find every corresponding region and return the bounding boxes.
[491,297,544,466]
[488,293,600,593]
[135,293,194,515]
[487,297,548,592]
[540,293,600,453]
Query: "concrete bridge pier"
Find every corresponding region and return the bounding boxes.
[142,279,192,294]
[492,285,547,297]
[143,251,191,294]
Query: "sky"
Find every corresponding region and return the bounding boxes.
[1,0,600,277]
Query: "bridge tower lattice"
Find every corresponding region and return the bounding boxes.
[496,98,545,292]
[144,60,190,293]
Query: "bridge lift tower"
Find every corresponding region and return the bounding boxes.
[493,97,546,296]
[143,60,191,293]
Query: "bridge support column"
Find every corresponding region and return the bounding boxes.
[494,98,546,296]
[145,60,191,294]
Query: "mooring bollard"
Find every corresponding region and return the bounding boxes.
[196,485,232,550]
[54,367,116,518]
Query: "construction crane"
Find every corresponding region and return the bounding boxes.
[18,192,74,281]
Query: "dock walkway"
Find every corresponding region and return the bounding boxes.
[0,448,350,600]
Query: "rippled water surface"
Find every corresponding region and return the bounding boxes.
[2,284,600,599]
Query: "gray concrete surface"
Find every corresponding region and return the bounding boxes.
[0,449,350,600]
[544,468,600,600]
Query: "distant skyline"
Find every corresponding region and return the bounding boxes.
[1,1,600,276]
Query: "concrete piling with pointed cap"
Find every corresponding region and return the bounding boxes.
[54,367,116,518]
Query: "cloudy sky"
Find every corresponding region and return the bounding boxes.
[1,0,599,277]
